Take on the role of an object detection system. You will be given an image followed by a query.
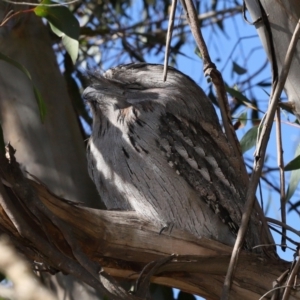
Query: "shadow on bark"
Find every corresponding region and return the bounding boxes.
[0,143,297,300]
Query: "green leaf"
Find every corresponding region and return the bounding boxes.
[0,52,46,122]
[240,126,259,153]
[285,155,300,171]
[34,0,79,63]
[233,110,248,130]
[286,144,300,201]
[34,88,47,122]
[225,86,251,104]
[237,111,248,128]
[232,61,247,75]
[194,47,202,59]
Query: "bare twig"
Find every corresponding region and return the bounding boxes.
[282,248,300,300]
[179,0,246,182]
[163,0,177,81]
[221,18,300,300]
[266,217,300,237]
[259,269,289,300]
[275,107,286,251]
[271,269,289,300]
[268,225,299,246]
[252,243,294,252]
[0,9,33,27]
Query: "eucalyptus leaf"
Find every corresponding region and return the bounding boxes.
[285,154,300,171]
[232,61,247,75]
[237,111,248,128]
[34,0,79,63]
[240,126,259,153]
[286,144,300,201]
[226,86,251,104]
[0,52,46,122]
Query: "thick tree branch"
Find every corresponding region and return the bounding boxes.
[0,145,298,299]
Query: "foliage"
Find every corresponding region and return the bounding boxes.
[34,0,80,63]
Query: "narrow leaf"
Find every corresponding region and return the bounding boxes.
[257,81,271,87]
[226,86,251,104]
[34,0,79,63]
[194,47,202,59]
[285,155,300,171]
[0,52,46,122]
[232,61,247,75]
[33,88,47,121]
[286,144,300,201]
[240,126,259,153]
[237,111,247,128]
[233,111,247,130]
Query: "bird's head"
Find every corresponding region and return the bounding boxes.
[83,63,218,132]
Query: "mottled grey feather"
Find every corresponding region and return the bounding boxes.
[84,63,270,249]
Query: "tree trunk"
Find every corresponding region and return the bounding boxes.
[0,4,103,300]
[245,0,300,119]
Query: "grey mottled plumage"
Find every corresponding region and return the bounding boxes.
[84,63,269,249]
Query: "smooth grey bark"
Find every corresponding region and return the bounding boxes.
[0,5,103,300]
[245,0,300,119]
[0,10,101,207]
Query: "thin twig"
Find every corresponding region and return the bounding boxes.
[252,243,294,252]
[163,0,177,81]
[259,269,290,300]
[258,179,264,211]
[0,9,33,27]
[271,269,289,300]
[179,0,246,183]
[276,107,286,251]
[282,248,300,300]
[266,217,300,237]
[260,284,293,300]
[268,225,299,246]
[221,18,300,300]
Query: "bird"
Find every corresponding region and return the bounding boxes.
[84,63,269,249]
